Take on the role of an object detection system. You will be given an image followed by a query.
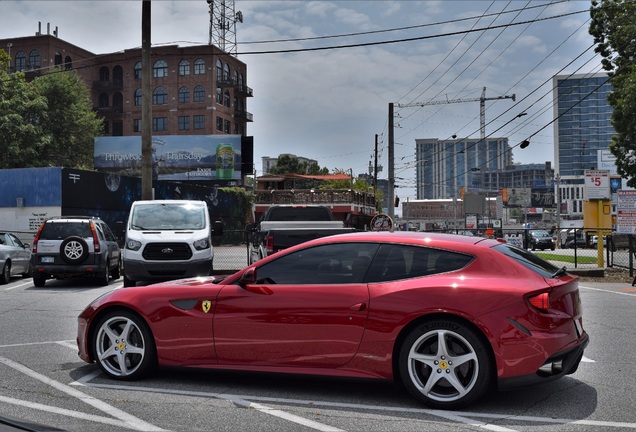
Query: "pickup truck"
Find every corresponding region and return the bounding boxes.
[245,205,356,264]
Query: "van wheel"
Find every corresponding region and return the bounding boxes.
[123,274,135,287]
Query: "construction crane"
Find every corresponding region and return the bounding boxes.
[396,87,515,139]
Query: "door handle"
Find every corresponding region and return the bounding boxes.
[350,302,367,311]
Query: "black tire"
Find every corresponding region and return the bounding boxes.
[92,310,156,380]
[60,236,89,264]
[123,274,135,287]
[33,274,47,287]
[111,257,121,280]
[0,261,10,285]
[398,319,493,409]
[96,261,110,287]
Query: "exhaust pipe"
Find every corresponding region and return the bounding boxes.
[538,358,564,376]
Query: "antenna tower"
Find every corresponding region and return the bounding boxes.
[208,0,243,56]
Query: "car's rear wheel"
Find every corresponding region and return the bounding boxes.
[96,261,110,286]
[398,319,493,409]
[60,236,89,264]
[32,274,47,287]
[93,310,156,380]
[0,261,10,284]
[111,258,121,280]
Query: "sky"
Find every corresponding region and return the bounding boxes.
[1,0,600,203]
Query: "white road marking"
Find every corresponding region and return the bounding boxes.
[581,356,595,363]
[3,280,33,291]
[0,356,166,432]
[56,340,78,350]
[0,339,75,349]
[580,285,636,297]
[0,394,135,429]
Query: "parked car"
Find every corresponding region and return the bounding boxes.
[528,229,555,251]
[0,232,32,284]
[77,231,588,410]
[31,216,121,287]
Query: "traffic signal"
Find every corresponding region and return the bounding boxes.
[394,196,400,207]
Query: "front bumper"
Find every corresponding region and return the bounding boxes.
[123,257,212,281]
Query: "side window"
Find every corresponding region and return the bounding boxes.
[366,244,473,282]
[255,243,379,285]
[100,223,116,242]
[9,234,24,248]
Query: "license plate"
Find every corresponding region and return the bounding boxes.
[41,256,54,263]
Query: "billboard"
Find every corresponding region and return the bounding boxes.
[94,135,243,182]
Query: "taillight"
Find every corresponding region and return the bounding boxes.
[265,235,274,253]
[528,292,550,313]
[90,221,101,252]
[32,223,45,253]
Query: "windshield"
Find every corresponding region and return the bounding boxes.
[131,203,206,230]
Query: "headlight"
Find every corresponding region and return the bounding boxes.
[126,239,142,251]
[193,238,210,250]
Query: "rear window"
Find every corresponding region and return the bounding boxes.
[39,222,92,240]
[493,243,561,278]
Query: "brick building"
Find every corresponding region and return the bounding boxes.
[1,23,253,139]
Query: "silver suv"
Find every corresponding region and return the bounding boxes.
[30,216,121,287]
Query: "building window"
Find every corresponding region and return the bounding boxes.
[153,60,168,78]
[234,123,239,134]
[103,121,110,135]
[153,86,168,105]
[178,116,190,131]
[15,51,26,71]
[178,60,190,76]
[134,88,142,106]
[216,87,222,104]
[64,55,72,70]
[153,117,168,132]
[29,49,41,69]
[224,90,231,107]
[193,85,205,102]
[224,119,231,133]
[233,70,238,85]
[98,93,109,108]
[54,52,62,66]
[216,60,223,81]
[133,119,141,132]
[223,63,230,80]
[134,62,142,79]
[194,58,205,75]
[178,86,190,103]
[216,116,223,131]
[194,115,205,130]
[99,66,109,81]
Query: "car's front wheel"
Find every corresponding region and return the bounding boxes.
[0,261,10,284]
[398,319,493,409]
[93,310,156,380]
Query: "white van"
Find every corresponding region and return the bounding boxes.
[123,200,222,287]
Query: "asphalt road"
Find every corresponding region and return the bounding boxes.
[1,275,635,432]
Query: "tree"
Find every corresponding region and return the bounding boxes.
[32,69,103,169]
[589,0,636,186]
[0,50,49,168]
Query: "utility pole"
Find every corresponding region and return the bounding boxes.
[141,0,152,200]
[388,103,395,218]
[374,133,378,200]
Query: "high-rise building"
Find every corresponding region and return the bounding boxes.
[415,138,512,199]
[552,73,614,217]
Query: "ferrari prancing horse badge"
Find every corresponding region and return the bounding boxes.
[201,301,212,314]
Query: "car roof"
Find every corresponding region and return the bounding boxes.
[307,230,499,251]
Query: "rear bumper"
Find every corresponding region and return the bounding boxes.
[498,333,589,390]
[31,256,107,278]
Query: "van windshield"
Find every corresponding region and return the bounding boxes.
[131,203,206,230]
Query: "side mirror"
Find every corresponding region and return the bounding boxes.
[238,267,256,286]
[212,220,224,237]
[23,243,31,249]
[245,223,257,233]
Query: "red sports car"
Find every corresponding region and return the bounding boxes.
[77,231,588,409]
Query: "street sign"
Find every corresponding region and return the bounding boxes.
[585,169,611,200]
[617,190,636,233]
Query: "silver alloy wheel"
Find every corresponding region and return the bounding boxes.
[95,315,147,378]
[406,328,479,403]
[64,240,85,260]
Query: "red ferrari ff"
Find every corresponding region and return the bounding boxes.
[77,231,588,409]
